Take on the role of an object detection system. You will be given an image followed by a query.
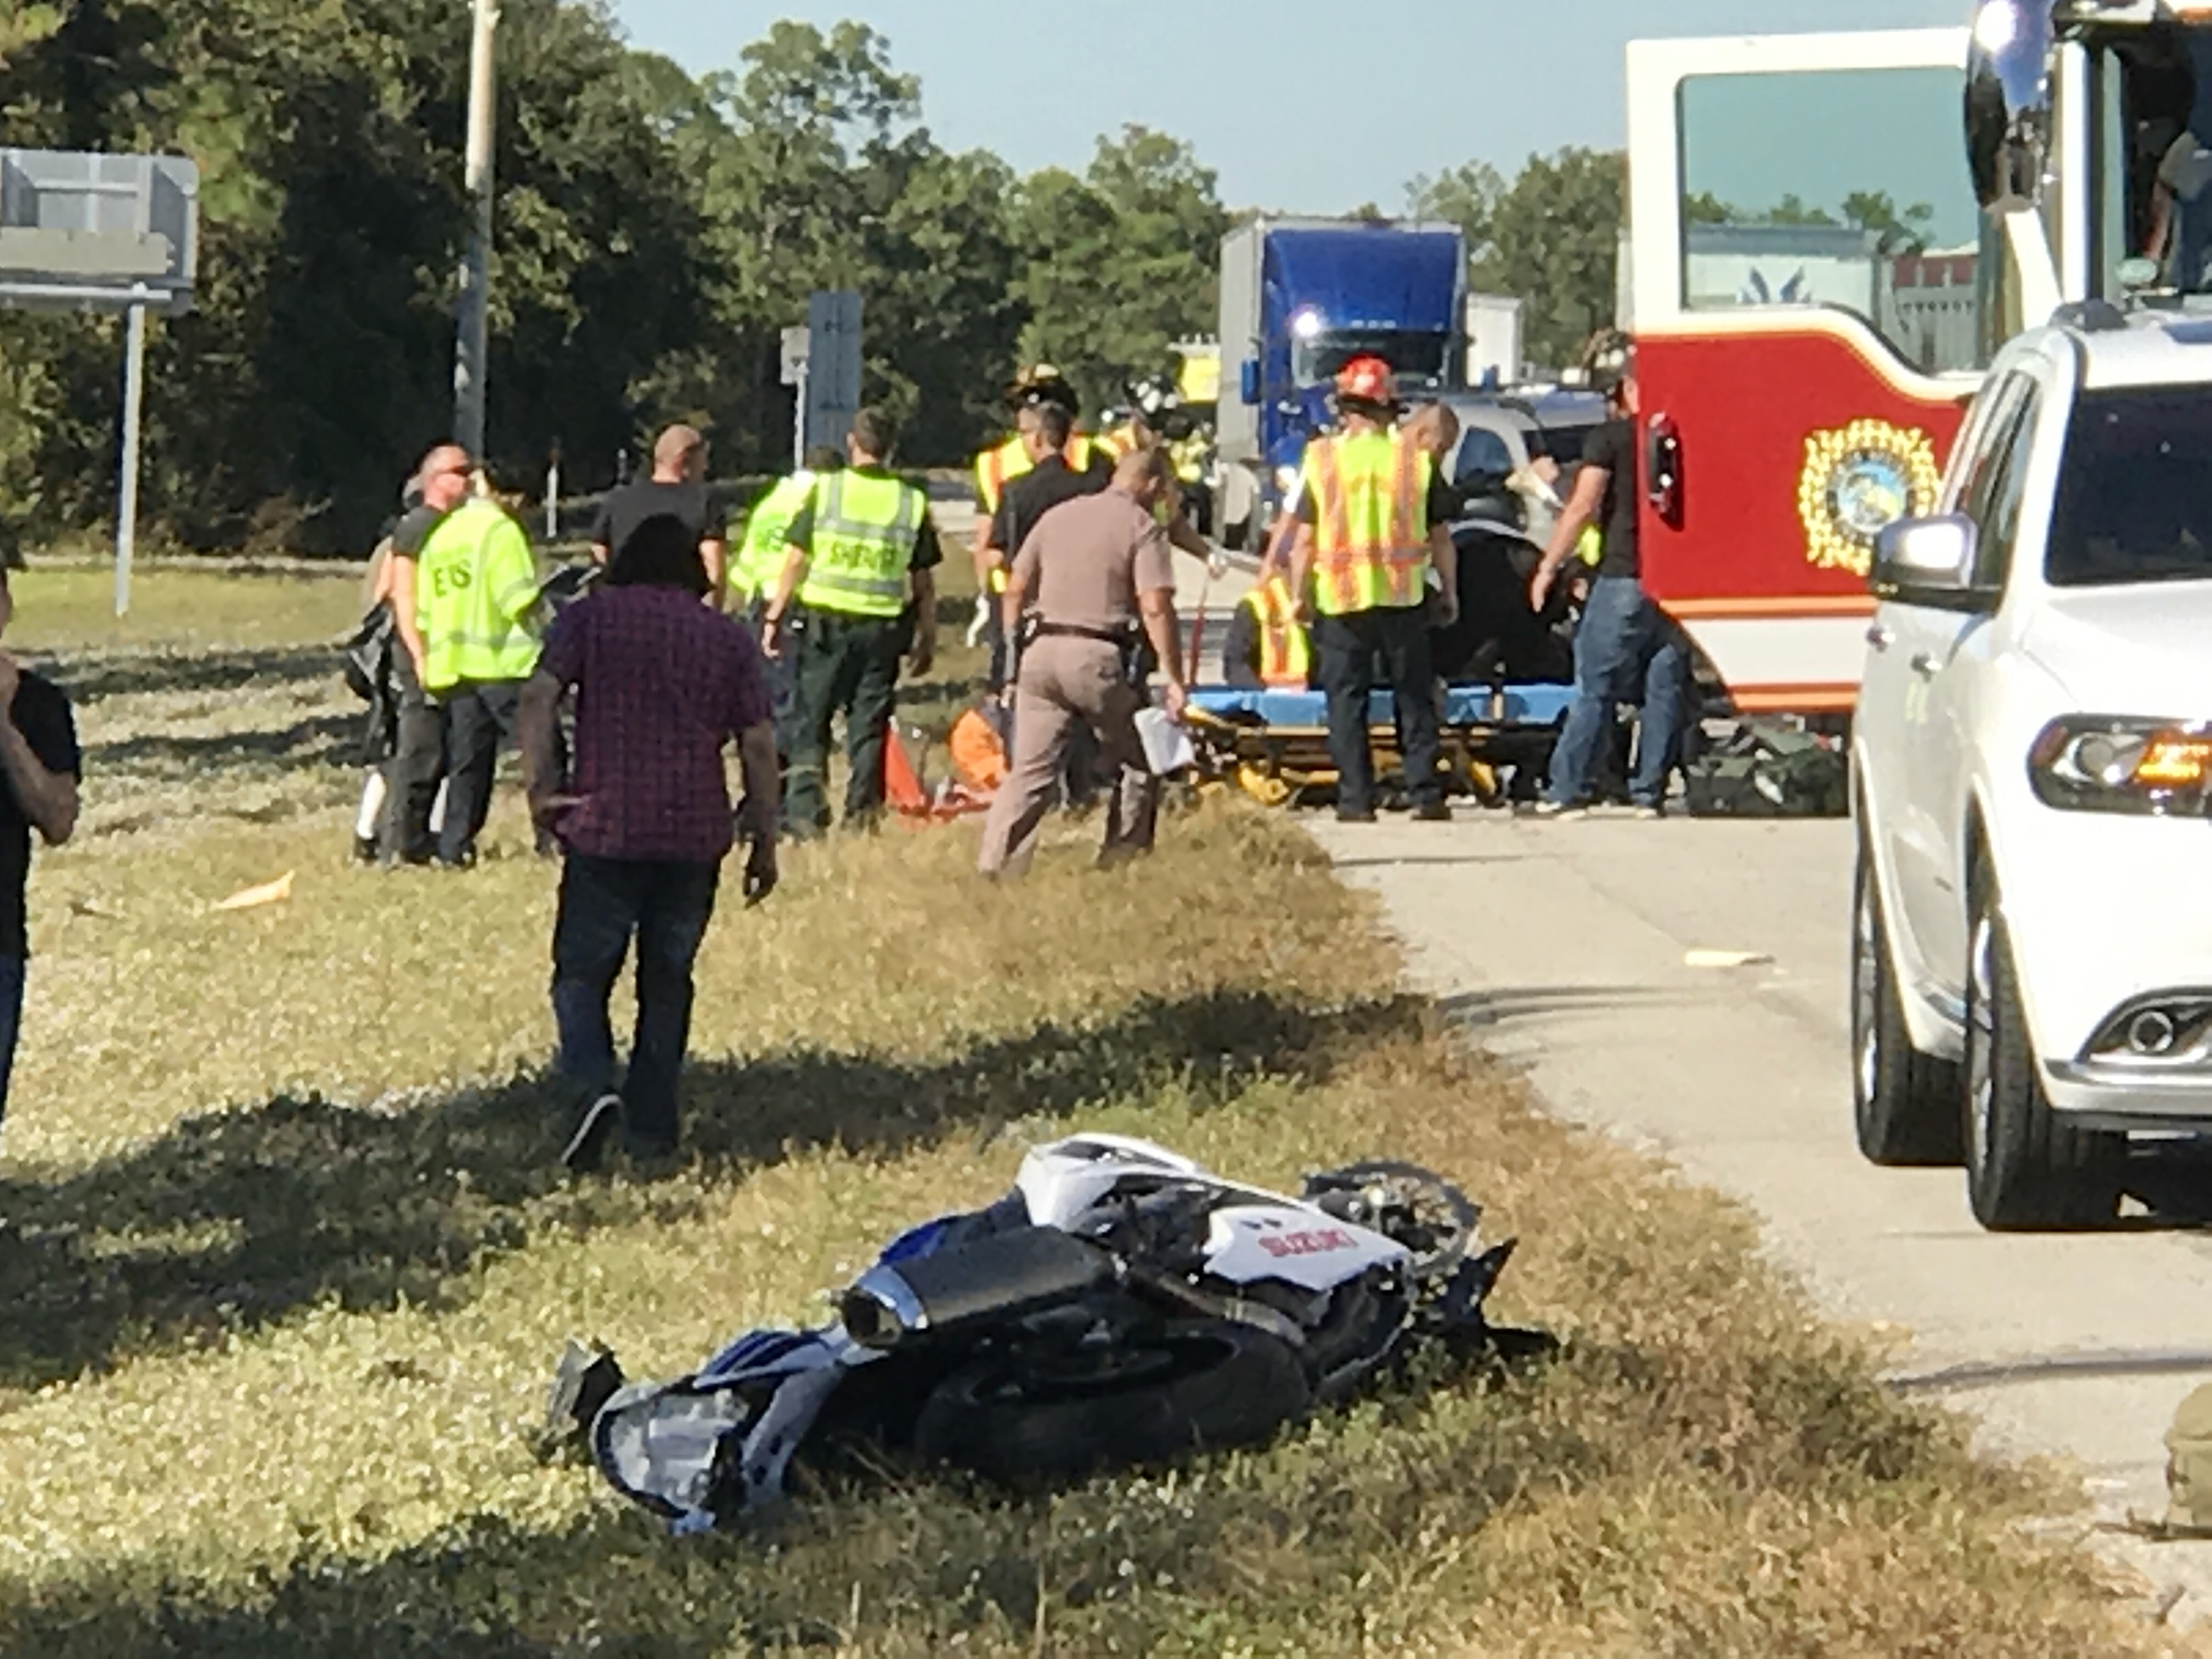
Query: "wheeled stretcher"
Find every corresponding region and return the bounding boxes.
[1183,684,1575,809]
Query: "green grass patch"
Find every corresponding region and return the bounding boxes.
[0,582,2176,1656]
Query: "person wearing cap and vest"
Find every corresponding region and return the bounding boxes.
[760,408,941,838]
[383,443,543,865]
[974,365,1108,522]
[1286,356,1460,825]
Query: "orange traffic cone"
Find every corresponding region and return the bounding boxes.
[884,727,932,816]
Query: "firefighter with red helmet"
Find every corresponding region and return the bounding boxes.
[1285,355,1460,823]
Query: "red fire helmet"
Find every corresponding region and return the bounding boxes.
[1334,354,1396,407]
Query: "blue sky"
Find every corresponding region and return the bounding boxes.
[610,0,1968,213]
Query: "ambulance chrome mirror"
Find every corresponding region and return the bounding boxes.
[1966,0,2056,211]
[1872,515,1997,611]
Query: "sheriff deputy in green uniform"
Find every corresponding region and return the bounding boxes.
[731,445,845,746]
[759,409,940,838]
[730,445,845,617]
[384,442,544,866]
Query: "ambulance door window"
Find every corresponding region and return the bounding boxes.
[1677,67,1986,374]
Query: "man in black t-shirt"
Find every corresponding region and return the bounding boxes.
[992,403,1114,566]
[0,565,80,1141]
[1527,330,1692,817]
[589,424,729,602]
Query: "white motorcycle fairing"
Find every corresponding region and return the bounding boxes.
[1014,1133,1211,1226]
[1201,1203,1409,1292]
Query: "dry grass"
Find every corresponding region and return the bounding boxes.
[0,573,2190,1655]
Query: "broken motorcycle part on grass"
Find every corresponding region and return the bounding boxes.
[547,1133,1528,1532]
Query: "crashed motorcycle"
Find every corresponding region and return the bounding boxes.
[551,1133,1515,1532]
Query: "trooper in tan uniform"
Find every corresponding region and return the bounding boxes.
[977,449,1188,878]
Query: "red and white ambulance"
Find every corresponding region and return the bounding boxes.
[1624,3,2212,718]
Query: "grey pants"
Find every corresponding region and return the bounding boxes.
[977,635,1159,878]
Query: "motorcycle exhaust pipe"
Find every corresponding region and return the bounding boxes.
[840,1227,1114,1351]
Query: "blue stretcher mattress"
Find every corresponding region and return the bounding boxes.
[1188,686,1574,728]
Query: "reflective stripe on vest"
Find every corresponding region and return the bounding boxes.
[415,498,541,692]
[1243,575,1311,688]
[797,471,923,618]
[1301,430,1431,617]
[732,470,814,601]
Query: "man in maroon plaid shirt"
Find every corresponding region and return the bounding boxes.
[520,514,781,1169]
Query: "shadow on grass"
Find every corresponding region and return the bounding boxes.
[52,644,341,706]
[86,711,367,778]
[0,989,1425,1395]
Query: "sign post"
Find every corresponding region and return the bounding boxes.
[0,149,198,616]
[115,302,146,616]
[803,290,863,455]
[780,324,810,470]
[453,0,499,461]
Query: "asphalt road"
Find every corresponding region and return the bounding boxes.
[1313,810,2212,1623]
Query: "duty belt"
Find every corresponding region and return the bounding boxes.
[1031,621,1138,647]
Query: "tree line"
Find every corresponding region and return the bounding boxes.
[0,4,1624,557]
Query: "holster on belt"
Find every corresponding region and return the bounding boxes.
[1031,620,1145,685]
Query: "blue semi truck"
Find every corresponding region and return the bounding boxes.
[1213,217,1470,549]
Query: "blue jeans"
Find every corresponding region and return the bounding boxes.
[1547,576,1690,809]
[0,953,24,1137]
[551,855,720,1153]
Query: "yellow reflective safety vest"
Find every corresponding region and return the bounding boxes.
[797,469,926,619]
[1298,428,1432,617]
[973,432,1103,517]
[1094,422,1144,463]
[414,498,541,693]
[1167,431,1208,486]
[1242,574,1311,688]
[732,470,815,604]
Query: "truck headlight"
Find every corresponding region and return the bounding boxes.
[2028,716,2212,814]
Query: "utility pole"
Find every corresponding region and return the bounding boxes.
[453,0,499,460]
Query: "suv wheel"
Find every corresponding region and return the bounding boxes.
[1851,836,1962,1165]
[1962,858,2123,1231]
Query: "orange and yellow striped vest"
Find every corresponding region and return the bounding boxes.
[1299,429,1432,617]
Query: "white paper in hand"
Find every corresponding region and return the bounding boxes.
[1133,708,1196,776]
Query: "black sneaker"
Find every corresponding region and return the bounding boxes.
[561,1092,623,1171]
[351,837,378,866]
[1412,802,1453,823]
[1336,806,1378,824]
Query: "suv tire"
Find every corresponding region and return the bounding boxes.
[1852,834,1963,1166]
[1963,854,2124,1231]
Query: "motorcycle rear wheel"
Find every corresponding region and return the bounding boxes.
[912,1319,1310,1484]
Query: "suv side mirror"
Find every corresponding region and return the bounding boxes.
[1871,515,2000,611]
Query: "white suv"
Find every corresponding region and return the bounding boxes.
[1853,304,2212,1231]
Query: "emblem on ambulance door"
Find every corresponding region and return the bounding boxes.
[1797,419,1942,577]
